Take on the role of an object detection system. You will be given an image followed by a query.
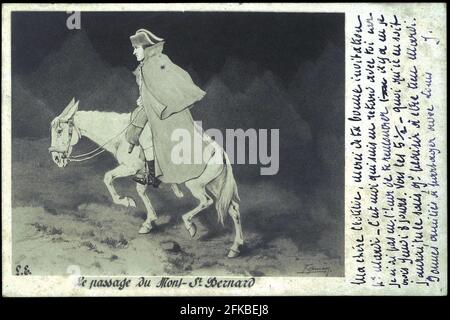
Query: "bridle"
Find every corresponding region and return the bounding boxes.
[48,117,105,162]
[49,108,142,164]
[48,118,76,152]
[65,118,77,149]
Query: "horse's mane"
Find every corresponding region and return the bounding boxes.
[77,110,130,117]
[74,110,131,147]
[76,110,130,125]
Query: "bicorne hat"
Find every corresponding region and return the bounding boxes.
[130,29,164,47]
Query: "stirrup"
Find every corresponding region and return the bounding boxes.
[132,174,148,185]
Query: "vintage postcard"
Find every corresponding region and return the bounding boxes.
[2,3,447,297]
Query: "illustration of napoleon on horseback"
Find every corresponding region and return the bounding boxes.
[48,29,244,258]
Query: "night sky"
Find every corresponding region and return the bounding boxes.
[12,11,344,85]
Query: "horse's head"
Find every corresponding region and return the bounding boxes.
[49,98,81,168]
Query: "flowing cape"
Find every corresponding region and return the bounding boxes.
[137,43,214,183]
[140,43,206,120]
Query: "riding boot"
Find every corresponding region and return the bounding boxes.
[147,160,161,188]
[132,160,161,188]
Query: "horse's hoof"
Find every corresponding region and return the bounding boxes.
[187,223,197,238]
[138,224,152,234]
[227,248,240,258]
[127,197,136,208]
[171,184,184,198]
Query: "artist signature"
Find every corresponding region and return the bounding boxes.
[297,264,332,276]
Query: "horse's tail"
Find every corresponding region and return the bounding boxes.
[215,152,240,226]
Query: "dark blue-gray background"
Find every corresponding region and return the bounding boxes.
[11,12,345,269]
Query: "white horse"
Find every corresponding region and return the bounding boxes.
[49,98,244,257]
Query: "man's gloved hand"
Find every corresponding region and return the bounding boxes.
[128,143,135,154]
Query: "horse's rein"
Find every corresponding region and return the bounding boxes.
[59,109,144,163]
[66,118,108,162]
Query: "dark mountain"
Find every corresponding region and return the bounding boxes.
[288,42,345,219]
[193,59,314,182]
[12,76,55,138]
[12,31,343,195]
[24,30,138,116]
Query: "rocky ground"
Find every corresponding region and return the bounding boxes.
[11,138,343,277]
